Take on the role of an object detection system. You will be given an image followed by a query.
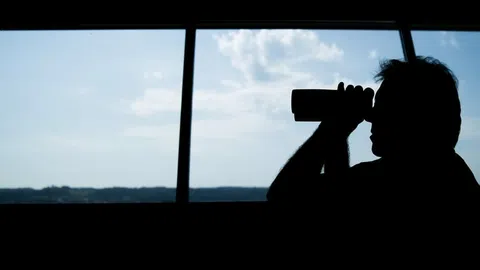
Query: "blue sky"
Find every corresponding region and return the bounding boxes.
[0,29,478,189]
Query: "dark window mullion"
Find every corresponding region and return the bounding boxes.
[176,27,196,203]
[398,21,417,62]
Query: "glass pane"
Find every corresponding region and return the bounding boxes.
[0,30,185,203]
[412,31,480,184]
[190,29,404,201]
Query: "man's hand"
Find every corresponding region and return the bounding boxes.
[321,82,375,137]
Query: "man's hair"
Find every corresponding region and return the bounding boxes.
[373,56,461,148]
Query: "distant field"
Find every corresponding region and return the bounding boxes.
[0,186,268,203]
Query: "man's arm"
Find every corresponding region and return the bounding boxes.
[266,83,374,203]
[266,121,350,202]
[323,121,351,176]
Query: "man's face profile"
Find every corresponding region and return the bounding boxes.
[367,79,409,157]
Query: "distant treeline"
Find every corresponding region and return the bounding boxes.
[0,186,268,203]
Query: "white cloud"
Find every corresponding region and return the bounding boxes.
[129,72,378,119]
[126,30,380,142]
[368,49,378,59]
[440,32,459,48]
[209,29,377,114]
[214,29,344,83]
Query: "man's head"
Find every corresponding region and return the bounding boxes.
[366,56,461,158]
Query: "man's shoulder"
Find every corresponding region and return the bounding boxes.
[321,159,384,191]
[349,158,383,175]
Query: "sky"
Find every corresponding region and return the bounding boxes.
[0,29,479,190]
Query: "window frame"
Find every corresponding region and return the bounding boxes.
[4,20,479,203]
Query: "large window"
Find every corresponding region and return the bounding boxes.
[412,31,480,183]
[1,24,477,203]
[189,30,404,201]
[0,30,185,203]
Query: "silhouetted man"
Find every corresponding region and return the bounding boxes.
[267,56,479,203]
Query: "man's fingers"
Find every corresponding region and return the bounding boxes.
[337,82,345,92]
[354,85,363,94]
[364,87,375,99]
[345,84,355,93]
